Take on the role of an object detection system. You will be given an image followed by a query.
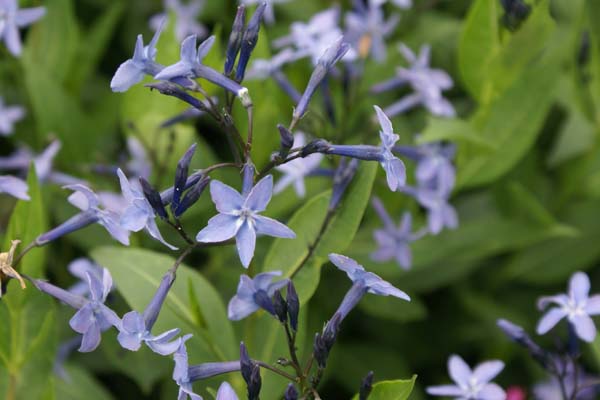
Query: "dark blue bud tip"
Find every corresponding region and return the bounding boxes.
[140,177,168,220]
[224,5,247,76]
[235,2,267,82]
[172,143,197,213]
[253,290,275,316]
[272,290,287,323]
[359,371,374,400]
[286,280,299,331]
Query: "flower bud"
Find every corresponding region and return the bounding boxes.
[359,371,374,400]
[172,143,197,214]
[140,177,168,220]
[286,280,299,331]
[284,384,299,400]
[224,5,246,75]
[235,2,267,82]
[174,175,210,218]
[273,290,287,323]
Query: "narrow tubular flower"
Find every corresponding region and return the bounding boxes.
[111,20,165,92]
[117,169,177,250]
[536,271,600,342]
[227,271,288,320]
[326,106,405,192]
[426,355,506,400]
[33,269,120,352]
[0,175,29,200]
[0,0,46,56]
[293,36,350,122]
[329,254,410,321]
[188,361,241,381]
[117,270,182,355]
[0,96,25,136]
[36,185,130,246]
[196,176,295,268]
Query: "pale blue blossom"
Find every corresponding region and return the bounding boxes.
[228,271,288,320]
[172,335,203,400]
[0,0,45,56]
[0,96,24,136]
[110,20,165,92]
[426,355,506,400]
[216,382,239,400]
[154,34,215,82]
[537,271,600,343]
[274,132,323,197]
[372,43,455,117]
[117,168,177,250]
[329,253,410,320]
[344,0,399,62]
[0,175,28,200]
[67,258,109,297]
[33,268,120,352]
[150,0,206,41]
[196,176,296,268]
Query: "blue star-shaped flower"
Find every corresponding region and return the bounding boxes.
[0,0,45,56]
[196,176,295,268]
[228,271,288,320]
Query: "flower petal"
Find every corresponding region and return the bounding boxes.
[571,314,597,342]
[478,383,506,400]
[196,214,239,243]
[472,360,504,384]
[210,180,244,213]
[425,385,464,397]
[216,382,239,400]
[536,308,567,335]
[236,220,257,268]
[254,215,295,238]
[228,294,259,320]
[244,175,273,212]
[79,322,102,352]
[448,354,472,387]
[569,272,590,305]
[110,59,145,92]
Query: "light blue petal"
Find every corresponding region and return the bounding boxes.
[117,331,143,351]
[155,60,193,81]
[196,213,239,243]
[254,215,295,238]
[145,218,178,250]
[110,59,145,92]
[69,304,94,334]
[235,220,256,268]
[79,322,102,352]
[244,175,273,212]
[196,35,215,63]
[216,382,239,400]
[227,294,259,320]
[121,205,149,232]
[14,7,46,27]
[210,180,243,213]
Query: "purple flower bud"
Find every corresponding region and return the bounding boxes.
[241,161,256,197]
[497,319,548,367]
[272,290,287,323]
[284,384,299,400]
[293,37,350,122]
[188,361,241,381]
[286,280,299,331]
[235,2,267,82]
[277,124,294,159]
[174,175,210,218]
[140,177,168,220]
[225,5,247,75]
[240,342,261,400]
[360,371,375,400]
[160,171,205,205]
[172,143,197,214]
[329,158,359,211]
[147,82,207,111]
[314,312,342,368]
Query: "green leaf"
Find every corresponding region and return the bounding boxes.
[417,117,497,151]
[0,168,55,400]
[262,163,378,304]
[54,364,114,400]
[352,376,417,400]
[91,247,237,361]
[456,27,569,189]
[458,0,500,101]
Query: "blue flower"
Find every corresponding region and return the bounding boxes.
[328,253,410,320]
[0,0,45,56]
[403,182,457,235]
[36,184,130,246]
[0,175,29,200]
[426,355,505,400]
[344,0,399,62]
[0,96,25,136]
[274,132,323,198]
[33,268,120,352]
[370,198,424,270]
[372,43,454,117]
[196,176,295,268]
[117,269,182,355]
[536,271,600,343]
[326,106,406,191]
[154,34,215,82]
[173,335,203,400]
[117,168,177,250]
[150,0,207,42]
[216,382,239,400]
[110,20,165,92]
[227,271,289,320]
[67,258,110,297]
